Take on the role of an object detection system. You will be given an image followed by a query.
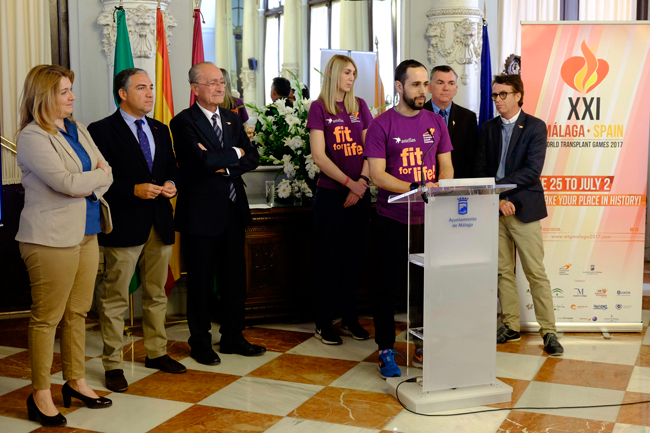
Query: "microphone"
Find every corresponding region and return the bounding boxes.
[420,128,436,204]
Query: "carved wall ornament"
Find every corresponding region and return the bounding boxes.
[240,68,257,91]
[281,63,300,81]
[426,8,483,18]
[97,2,177,63]
[426,18,483,85]
[503,54,521,75]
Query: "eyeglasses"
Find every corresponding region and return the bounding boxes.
[490,92,517,101]
[194,81,225,89]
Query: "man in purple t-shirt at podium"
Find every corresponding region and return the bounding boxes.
[365,60,454,379]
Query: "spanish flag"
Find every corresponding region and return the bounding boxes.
[154,6,180,296]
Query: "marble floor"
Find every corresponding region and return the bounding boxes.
[0,300,649,432]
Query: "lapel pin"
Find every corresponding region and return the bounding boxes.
[453,120,455,126]
[519,125,523,128]
[226,122,231,125]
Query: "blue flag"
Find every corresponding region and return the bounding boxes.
[478,21,494,131]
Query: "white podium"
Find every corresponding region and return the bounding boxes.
[386,182,515,413]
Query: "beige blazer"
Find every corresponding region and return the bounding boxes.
[16,121,114,248]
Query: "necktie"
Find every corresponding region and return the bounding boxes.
[212,113,237,203]
[135,119,153,172]
[440,109,448,125]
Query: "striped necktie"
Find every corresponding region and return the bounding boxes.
[212,113,237,202]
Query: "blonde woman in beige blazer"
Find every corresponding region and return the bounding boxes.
[16,65,114,427]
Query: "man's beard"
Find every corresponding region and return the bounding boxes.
[403,92,424,111]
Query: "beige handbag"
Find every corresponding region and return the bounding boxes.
[99,197,113,234]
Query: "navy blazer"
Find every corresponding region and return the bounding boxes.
[170,102,259,237]
[423,100,479,179]
[475,110,548,223]
[88,110,179,247]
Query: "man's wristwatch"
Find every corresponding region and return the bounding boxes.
[410,182,420,191]
[359,175,370,184]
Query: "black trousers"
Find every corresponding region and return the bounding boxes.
[183,202,247,353]
[312,187,371,328]
[373,213,423,350]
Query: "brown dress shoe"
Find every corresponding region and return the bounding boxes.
[145,354,187,373]
[105,369,128,392]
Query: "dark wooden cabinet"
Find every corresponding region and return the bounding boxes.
[243,205,406,320]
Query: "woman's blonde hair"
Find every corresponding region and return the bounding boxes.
[19,64,75,135]
[219,68,237,110]
[318,54,359,116]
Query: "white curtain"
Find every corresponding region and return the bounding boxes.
[340,0,369,51]
[497,0,560,75]
[579,0,636,20]
[0,0,52,185]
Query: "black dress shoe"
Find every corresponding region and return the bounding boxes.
[26,394,66,427]
[219,339,267,356]
[145,354,187,373]
[62,382,112,409]
[105,369,129,392]
[190,349,221,365]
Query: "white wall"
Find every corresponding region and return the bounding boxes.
[68,0,194,127]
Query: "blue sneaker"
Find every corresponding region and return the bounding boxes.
[412,347,423,368]
[378,349,402,379]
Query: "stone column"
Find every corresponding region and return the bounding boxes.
[281,0,299,80]
[214,0,230,70]
[240,0,256,103]
[97,0,177,113]
[256,4,265,105]
[301,0,309,84]
[425,0,482,112]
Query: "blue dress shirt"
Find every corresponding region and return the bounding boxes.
[430,102,450,126]
[58,118,101,235]
[120,108,156,159]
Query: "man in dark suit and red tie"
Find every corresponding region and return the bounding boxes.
[88,68,186,393]
[423,65,479,179]
[170,62,264,365]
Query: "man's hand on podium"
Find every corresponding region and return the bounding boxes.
[499,200,516,216]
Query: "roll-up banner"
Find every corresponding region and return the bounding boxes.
[516,22,650,332]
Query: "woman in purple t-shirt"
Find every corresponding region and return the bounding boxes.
[307,54,374,345]
[219,68,249,124]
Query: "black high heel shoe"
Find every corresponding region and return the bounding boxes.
[62,382,112,409]
[26,394,67,427]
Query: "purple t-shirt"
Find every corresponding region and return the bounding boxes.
[364,108,453,224]
[230,97,249,123]
[307,97,373,191]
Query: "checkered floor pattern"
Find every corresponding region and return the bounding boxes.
[0,298,649,432]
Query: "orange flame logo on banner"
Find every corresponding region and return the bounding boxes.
[561,40,609,94]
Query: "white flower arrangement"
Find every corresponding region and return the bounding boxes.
[246,72,319,201]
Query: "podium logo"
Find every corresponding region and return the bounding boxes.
[561,40,609,94]
[552,288,564,298]
[525,303,534,310]
[458,197,468,215]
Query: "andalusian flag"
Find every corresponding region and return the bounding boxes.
[154,6,181,296]
[113,5,139,295]
[113,6,134,108]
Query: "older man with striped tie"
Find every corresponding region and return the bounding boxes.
[170,62,264,366]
